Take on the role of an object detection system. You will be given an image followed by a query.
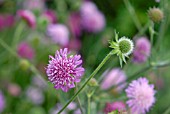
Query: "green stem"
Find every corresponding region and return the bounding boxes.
[88,95,91,114]
[57,51,113,113]
[123,0,142,31]
[0,38,47,85]
[12,22,25,48]
[75,84,84,114]
[163,105,170,114]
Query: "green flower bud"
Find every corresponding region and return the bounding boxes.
[148,7,164,23]
[88,78,98,87]
[19,59,30,71]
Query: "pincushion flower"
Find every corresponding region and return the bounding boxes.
[17,42,35,60]
[46,48,85,92]
[109,32,134,67]
[104,101,126,114]
[133,37,151,63]
[80,1,105,33]
[47,24,69,46]
[101,68,126,92]
[17,10,36,28]
[125,77,156,114]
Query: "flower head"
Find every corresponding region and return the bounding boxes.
[109,33,134,67]
[125,77,156,114]
[17,42,35,60]
[0,91,5,113]
[17,10,36,28]
[43,10,57,24]
[47,24,69,46]
[104,101,126,114]
[133,37,151,63]
[101,68,126,92]
[80,1,105,33]
[148,7,163,23]
[46,48,85,92]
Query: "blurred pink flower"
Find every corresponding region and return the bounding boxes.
[47,24,69,46]
[65,39,81,51]
[133,37,151,63]
[46,48,85,92]
[43,10,57,24]
[101,68,126,92]
[23,0,45,12]
[17,10,36,28]
[80,1,97,15]
[80,1,105,33]
[125,77,156,114]
[0,14,15,30]
[69,13,82,38]
[104,101,126,114]
[17,42,35,60]
[26,86,44,105]
[8,83,21,97]
[0,91,5,113]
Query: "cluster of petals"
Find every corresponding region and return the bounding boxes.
[125,77,156,114]
[46,48,84,92]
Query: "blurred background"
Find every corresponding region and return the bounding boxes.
[0,0,170,114]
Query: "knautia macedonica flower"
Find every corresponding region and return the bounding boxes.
[46,48,85,92]
[101,68,126,92]
[17,10,36,28]
[125,77,156,114]
[17,42,35,60]
[80,1,105,33]
[109,33,134,67]
[104,101,126,114]
[47,24,69,46]
[133,37,151,63]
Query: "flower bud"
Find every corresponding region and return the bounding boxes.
[88,78,98,87]
[148,7,164,23]
[19,59,30,70]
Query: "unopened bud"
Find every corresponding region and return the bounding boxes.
[148,7,164,23]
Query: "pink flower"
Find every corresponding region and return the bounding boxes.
[17,10,36,28]
[17,42,35,60]
[80,1,105,33]
[125,77,156,114]
[23,0,45,12]
[0,91,5,113]
[101,68,126,92]
[0,14,15,30]
[80,1,97,15]
[133,37,151,63]
[46,48,85,92]
[104,101,126,114]
[7,83,21,97]
[43,10,57,24]
[47,24,69,46]
[68,13,82,38]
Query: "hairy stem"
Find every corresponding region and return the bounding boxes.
[57,51,113,113]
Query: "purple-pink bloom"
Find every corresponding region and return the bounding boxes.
[69,13,82,38]
[125,77,156,114]
[0,91,5,113]
[17,10,36,28]
[47,24,69,46]
[43,10,57,24]
[0,14,15,30]
[46,48,84,92]
[133,37,151,63]
[80,1,105,33]
[104,102,125,114]
[101,68,126,92]
[17,42,35,60]
[104,101,126,114]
